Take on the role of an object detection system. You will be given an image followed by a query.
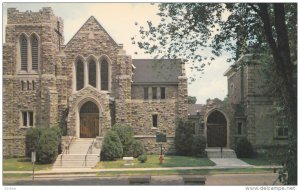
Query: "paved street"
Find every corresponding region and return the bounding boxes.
[3,173,280,186]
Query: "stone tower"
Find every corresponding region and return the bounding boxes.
[3,7,64,156]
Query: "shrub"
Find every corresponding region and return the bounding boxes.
[174,120,195,156]
[100,131,123,161]
[138,155,148,163]
[192,135,206,157]
[112,125,134,156]
[25,128,41,158]
[131,140,145,158]
[235,138,254,158]
[37,128,60,164]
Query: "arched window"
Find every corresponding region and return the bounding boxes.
[31,35,39,71]
[101,59,109,90]
[20,34,28,71]
[88,60,96,88]
[76,59,84,90]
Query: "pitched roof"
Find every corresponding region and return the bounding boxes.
[132,59,182,84]
[65,16,118,48]
[188,104,206,116]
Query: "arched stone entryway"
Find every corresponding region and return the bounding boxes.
[79,101,99,138]
[206,110,228,147]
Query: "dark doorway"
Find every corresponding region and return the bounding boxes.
[207,110,227,147]
[80,101,99,138]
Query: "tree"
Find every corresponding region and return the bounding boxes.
[133,3,297,184]
[188,96,197,104]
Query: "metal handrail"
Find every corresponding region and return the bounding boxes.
[60,136,75,166]
[84,138,96,166]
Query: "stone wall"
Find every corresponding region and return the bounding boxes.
[3,137,26,158]
[131,84,178,100]
[134,136,176,154]
[130,100,177,136]
[3,7,63,156]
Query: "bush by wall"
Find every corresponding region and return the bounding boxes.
[235,138,254,158]
[25,127,61,164]
[130,140,145,158]
[100,131,123,161]
[25,128,41,158]
[138,155,148,163]
[112,124,134,156]
[38,128,60,164]
[192,135,206,157]
[174,120,195,156]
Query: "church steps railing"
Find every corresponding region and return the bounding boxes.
[84,138,96,167]
[60,136,75,167]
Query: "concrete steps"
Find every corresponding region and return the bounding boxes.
[206,148,237,158]
[53,138,101,168]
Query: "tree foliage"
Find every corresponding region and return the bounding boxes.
[174,120,195,156]
[133,3,297,184]
[188,96,197,104]
[100,131,123,161]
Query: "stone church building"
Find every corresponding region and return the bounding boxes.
[3,7,287,158]
[188,54,288,154]
[3,7,188,157]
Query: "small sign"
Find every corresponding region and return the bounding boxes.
[31,151,36,163]
[156,132,167,143]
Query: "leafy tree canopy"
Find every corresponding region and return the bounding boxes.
[188,96,197,104]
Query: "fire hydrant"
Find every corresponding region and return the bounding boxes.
[159,155,164,164]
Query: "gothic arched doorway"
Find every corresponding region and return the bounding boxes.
[80,101,99,138]
[206,110,227,147]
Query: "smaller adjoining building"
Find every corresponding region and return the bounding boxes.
[188,53,288,155]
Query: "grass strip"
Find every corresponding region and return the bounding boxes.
[96,168,274,177]
[3,158,52,171]
[97,155,215,169]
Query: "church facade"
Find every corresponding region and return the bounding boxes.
[3,7,188,157]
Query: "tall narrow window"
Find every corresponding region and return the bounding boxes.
[22,111,33,127]
[152,114,158,128]
[32,81,35,90]
[31,35,39,71]
[20,35,28,71]
[160,87,166,99]
[27,80,30,90]
[89,60,97,87]
[101,59,109,90]
[237,122,242,135]
[76,60,84,90]
[144,87,149,100]
[152,87,157,99]
[21,81,25,91]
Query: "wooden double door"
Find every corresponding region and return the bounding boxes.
[80,113,99,138]
[207,124,227,147]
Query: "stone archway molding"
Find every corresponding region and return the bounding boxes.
[204,108,230,148]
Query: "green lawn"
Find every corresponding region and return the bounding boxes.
[240,157,282,166]
[3,158,52,171]
[97,168,274,176]
[97,155,215,169]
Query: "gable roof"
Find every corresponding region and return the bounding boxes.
[65,16,118,48]
[132,59,183,84]
[188,104,206,116]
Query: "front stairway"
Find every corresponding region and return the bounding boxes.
[53,138,101,168]
[205,148,237,158]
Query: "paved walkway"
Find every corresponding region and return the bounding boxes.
[3,164,281,176]
[3,173,281,185]
[210,158,253,168]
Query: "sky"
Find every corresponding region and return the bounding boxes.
[2,2,232,104]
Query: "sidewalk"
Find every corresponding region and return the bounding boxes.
[3,164,282,176]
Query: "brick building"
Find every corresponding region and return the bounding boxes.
[2,7,188,157]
